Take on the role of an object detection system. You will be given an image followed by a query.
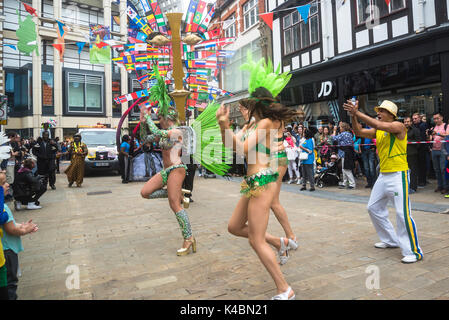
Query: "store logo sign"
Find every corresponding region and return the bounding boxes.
[318,81,333,98]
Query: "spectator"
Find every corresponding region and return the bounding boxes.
[299,128,315,191]
[429,112,449,194]
[318,127,332,162]
[404,117,421,194]
[332,122,356,189]
[1,172,38,300]
[54,137,62,174]
[61,141,68,161]
[284,132,300,184]
[314,126,323,145]
[40,122,52,139]
[412,113,428,187]
[32,131,58,190]
[119,135,131,184]
[5,132,20,198]
[13,159,46,210]
[0,172,11,300]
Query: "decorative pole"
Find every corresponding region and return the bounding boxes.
[166,12,190,123]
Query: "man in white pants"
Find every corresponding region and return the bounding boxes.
[344,100,423,264]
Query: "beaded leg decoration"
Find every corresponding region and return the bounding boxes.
[175,209,193,239]
[148,189,168,199]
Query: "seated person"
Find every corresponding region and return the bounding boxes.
[316,154,338,174]
[12,159,46,210]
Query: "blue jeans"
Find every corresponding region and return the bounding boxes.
[431,150,448,189]
[361,149,377,186]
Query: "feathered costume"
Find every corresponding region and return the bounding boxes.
[140,66,231,248]
[238,53,292,197]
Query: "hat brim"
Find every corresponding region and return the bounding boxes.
[374,107,397,119]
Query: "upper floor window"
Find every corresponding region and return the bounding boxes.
[357,0,406,25]
[243,0,259,31]
[224,15,236,38]
[283,2,319,55]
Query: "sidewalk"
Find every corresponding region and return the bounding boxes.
[14,173,449,300]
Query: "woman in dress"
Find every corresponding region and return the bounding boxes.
[65,134,88,187]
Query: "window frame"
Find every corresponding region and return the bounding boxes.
[64,69,105,116]
[282,1,320,56]
[224,15,236,38]
[356,0,407,26]
[243,0,259,31]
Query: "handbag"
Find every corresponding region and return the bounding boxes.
[299,151,309,160]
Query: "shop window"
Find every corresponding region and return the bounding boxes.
[283,2,319,55]
[5,69,32,116]
[67,73,103,113]
[357,0,406,24]
[243,0,259,31]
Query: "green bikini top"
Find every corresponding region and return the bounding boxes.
[241,124,271,155]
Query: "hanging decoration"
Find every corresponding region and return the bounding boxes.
[22,2,38,17]
[260,12,273,30]
[16,9,38,56]
[89,25,111,64]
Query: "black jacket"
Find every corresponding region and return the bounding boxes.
[32,139,58,161]
[13,168,42,198]
[407,126,421,157]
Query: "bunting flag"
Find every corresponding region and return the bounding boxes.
[90,25,111,64]
[297,4,311,24]
[136,32,148,42]
[56,20,66,37]
[384,0,391,5]
[127,6,153,36]
[200,28,221,41]
[114,88,151,104]
[194,37,235,50]
[145,12,159,32]
[16,9,39,56]
[148,0,167,34]
[3,44,17,50]
[76,42,86,54]
[52,43,64,58]
[96,41,109,49]
[197,4,215,34]
[23,3,38,17]
[185,0,199,32]
[138,99,151,111]
[190,0,207,33]
[260,12,273,30]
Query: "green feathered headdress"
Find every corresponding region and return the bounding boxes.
[240,51,291,98]
[149,66,177,120]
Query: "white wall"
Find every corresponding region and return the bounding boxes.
[411,0,436,31]
[321,0,335,59]
[336,0,353,54]
[272,18,282,70]
[447,0,449,19]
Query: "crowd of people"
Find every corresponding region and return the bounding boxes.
[276,111,449,198]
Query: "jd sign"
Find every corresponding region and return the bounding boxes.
[318,81,333,99]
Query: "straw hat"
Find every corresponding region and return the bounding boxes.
[374,100,398,119]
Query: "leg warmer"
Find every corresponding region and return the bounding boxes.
[175,209,192,239]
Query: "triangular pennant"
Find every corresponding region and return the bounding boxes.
[23,3,38,17]
[260,12,273,30]
[297,4,311,24]
[52,43,64,57]
[96,41,108,49]
[56,20,65,37]
[384,0,391,5]
[4,44,17,50]
[76,42,86,54]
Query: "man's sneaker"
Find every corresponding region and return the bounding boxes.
[288,180,293,184]
[296,179,301,185]
[27,203,42,210]
[374,242,398,249]
[50,185,56,190]
[338,185,346,189]
[14,201,22,211]
[401,255,419,264]
[347,186,355,189]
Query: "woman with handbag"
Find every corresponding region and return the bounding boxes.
[284,132,300,184]
[299,129,316,191]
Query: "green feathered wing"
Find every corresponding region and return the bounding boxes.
[148,66,172,117]
[191,102,232,176]
[240,51,291,98]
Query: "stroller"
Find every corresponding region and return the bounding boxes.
[315,160,340,188]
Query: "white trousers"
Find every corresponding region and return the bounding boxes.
[341,158,356,187]
[367,171,423,259]
[288,160,300,180]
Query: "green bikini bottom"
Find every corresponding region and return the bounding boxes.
[240,167,279,198]
[160,164,188,186]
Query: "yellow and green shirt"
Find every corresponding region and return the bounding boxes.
[0,228,5,267]
[376,129,408,173]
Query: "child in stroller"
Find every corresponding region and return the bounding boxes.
[315,154,340,188]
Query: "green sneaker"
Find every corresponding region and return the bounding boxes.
[445,194,449,198]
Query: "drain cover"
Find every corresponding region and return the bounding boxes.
[87,191,112,196]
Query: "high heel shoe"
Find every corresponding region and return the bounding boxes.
[287,237,298,251]
[278,237,289,265]
[271,287,295,300]
[177,238,197,256]
[182,189,192,209]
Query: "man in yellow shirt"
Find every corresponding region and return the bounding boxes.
[344,100,423,264]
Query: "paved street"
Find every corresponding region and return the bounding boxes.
[13,166,449,300]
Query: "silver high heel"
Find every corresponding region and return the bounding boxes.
[271,287,295,300]
[278,237,289,265]
[287,237,298,251]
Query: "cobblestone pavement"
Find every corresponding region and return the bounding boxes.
[13,168,449,300]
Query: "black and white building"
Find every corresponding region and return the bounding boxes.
[269,0,449,126]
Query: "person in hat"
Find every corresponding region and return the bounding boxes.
[344,100,423,264]
[64,133,88,187]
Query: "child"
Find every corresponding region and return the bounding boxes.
[0,171,10,300]
[0,172,38,299]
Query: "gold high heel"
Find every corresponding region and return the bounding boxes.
[177,238,196,256]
